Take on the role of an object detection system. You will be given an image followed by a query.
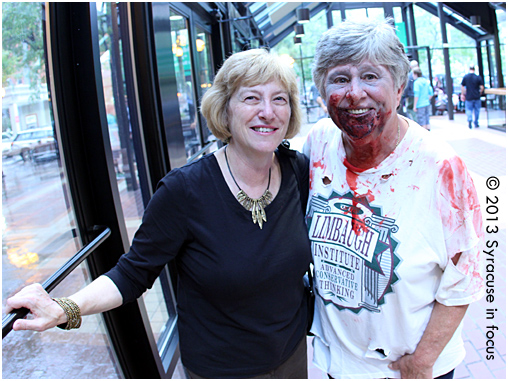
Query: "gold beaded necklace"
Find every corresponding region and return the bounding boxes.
[224,145,272,229]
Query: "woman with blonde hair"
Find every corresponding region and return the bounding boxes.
[6,49,312,379]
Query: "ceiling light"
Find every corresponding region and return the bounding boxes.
[294,24,305,38]
[296,8,310,24]
[471,15,481,27]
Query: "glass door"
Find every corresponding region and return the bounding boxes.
[2,3,122,378]
[194,26,215,148]
[170,10,200,158]
[168,7,217,161]
[93,3,185,375]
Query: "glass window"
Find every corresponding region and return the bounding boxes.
[96,2,176,353]
[194,27,214,145]
[97,2,145,242]
[365,7,386,21]
[393,7,403,24]
[346,8,368,22]
[228,6,243,53]
[2,3,121,378]
[271,9,328,123]
[170,10,200,158]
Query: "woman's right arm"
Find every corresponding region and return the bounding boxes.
[5,275,122,332]
[6,170,189,333]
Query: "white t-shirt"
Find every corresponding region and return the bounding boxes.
[303,117,484,379]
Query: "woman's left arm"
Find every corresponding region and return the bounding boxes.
[389,301,468,378]
[389,251,469,378]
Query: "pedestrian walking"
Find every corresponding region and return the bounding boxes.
[400,60,419,120]
[413,68,433,131]
[461,65,484,129]
[310,84,328,120]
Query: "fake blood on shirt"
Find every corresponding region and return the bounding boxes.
[342,158,376,235]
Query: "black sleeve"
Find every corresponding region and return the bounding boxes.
[105,169,190,303]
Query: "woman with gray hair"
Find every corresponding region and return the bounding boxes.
[6,49,312,378]
[303,19,484,379]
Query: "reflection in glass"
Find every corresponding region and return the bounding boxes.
[1,3,121,378]
[96,2,173,352]
[195,28,214,145]
[97,3,144,242]
[170,10,200,158]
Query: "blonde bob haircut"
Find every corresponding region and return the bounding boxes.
[200,48,301,142]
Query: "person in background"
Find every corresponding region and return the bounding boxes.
[461,65,484,129]
[400,59,419,120]
[305,18,484,379]
[413,67,434,131]
[311,83,329,119]
[5,48,312,379]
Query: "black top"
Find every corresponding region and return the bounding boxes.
[461,73,484,100]
[105,149,312,378]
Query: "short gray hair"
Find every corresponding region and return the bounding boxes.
[312,18,411,98]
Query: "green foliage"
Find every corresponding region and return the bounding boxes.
[2,2,45,90]
[413,6,476,78]
[272,9,329,99]
[272,5,495,93]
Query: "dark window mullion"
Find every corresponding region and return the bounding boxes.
[46,3,164,378]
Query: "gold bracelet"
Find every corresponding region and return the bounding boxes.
[52,297,82,330]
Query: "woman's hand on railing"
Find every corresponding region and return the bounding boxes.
[3,227,112,339]
[5,283,66,332]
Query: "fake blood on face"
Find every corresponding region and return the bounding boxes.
[328,95,391,142]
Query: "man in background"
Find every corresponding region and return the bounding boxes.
[461,65,484,129]
[413,68,433,131]
[310,84,328,120]
[401,60,420,120]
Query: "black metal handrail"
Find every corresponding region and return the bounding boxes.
[2,226,111,339]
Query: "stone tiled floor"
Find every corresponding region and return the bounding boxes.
[294,109,506,379]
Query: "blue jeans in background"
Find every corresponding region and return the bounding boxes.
[465,99,481,128]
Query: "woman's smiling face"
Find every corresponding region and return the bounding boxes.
[324,59,403,142]
[227,80,291,155]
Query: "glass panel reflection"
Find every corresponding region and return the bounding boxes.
[2,2,121,378]
[170,10,200,158]
[97,2,145,242]
[96,2,173,350]
[195,27,214,145]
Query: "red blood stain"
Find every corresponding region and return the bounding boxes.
[438,157,482,238]
[345,166,358,191]
[351,198,369,235]
[313,159,325,169]
[328,93,391,144]
[310,158,326,190]
[343,158,372,235]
